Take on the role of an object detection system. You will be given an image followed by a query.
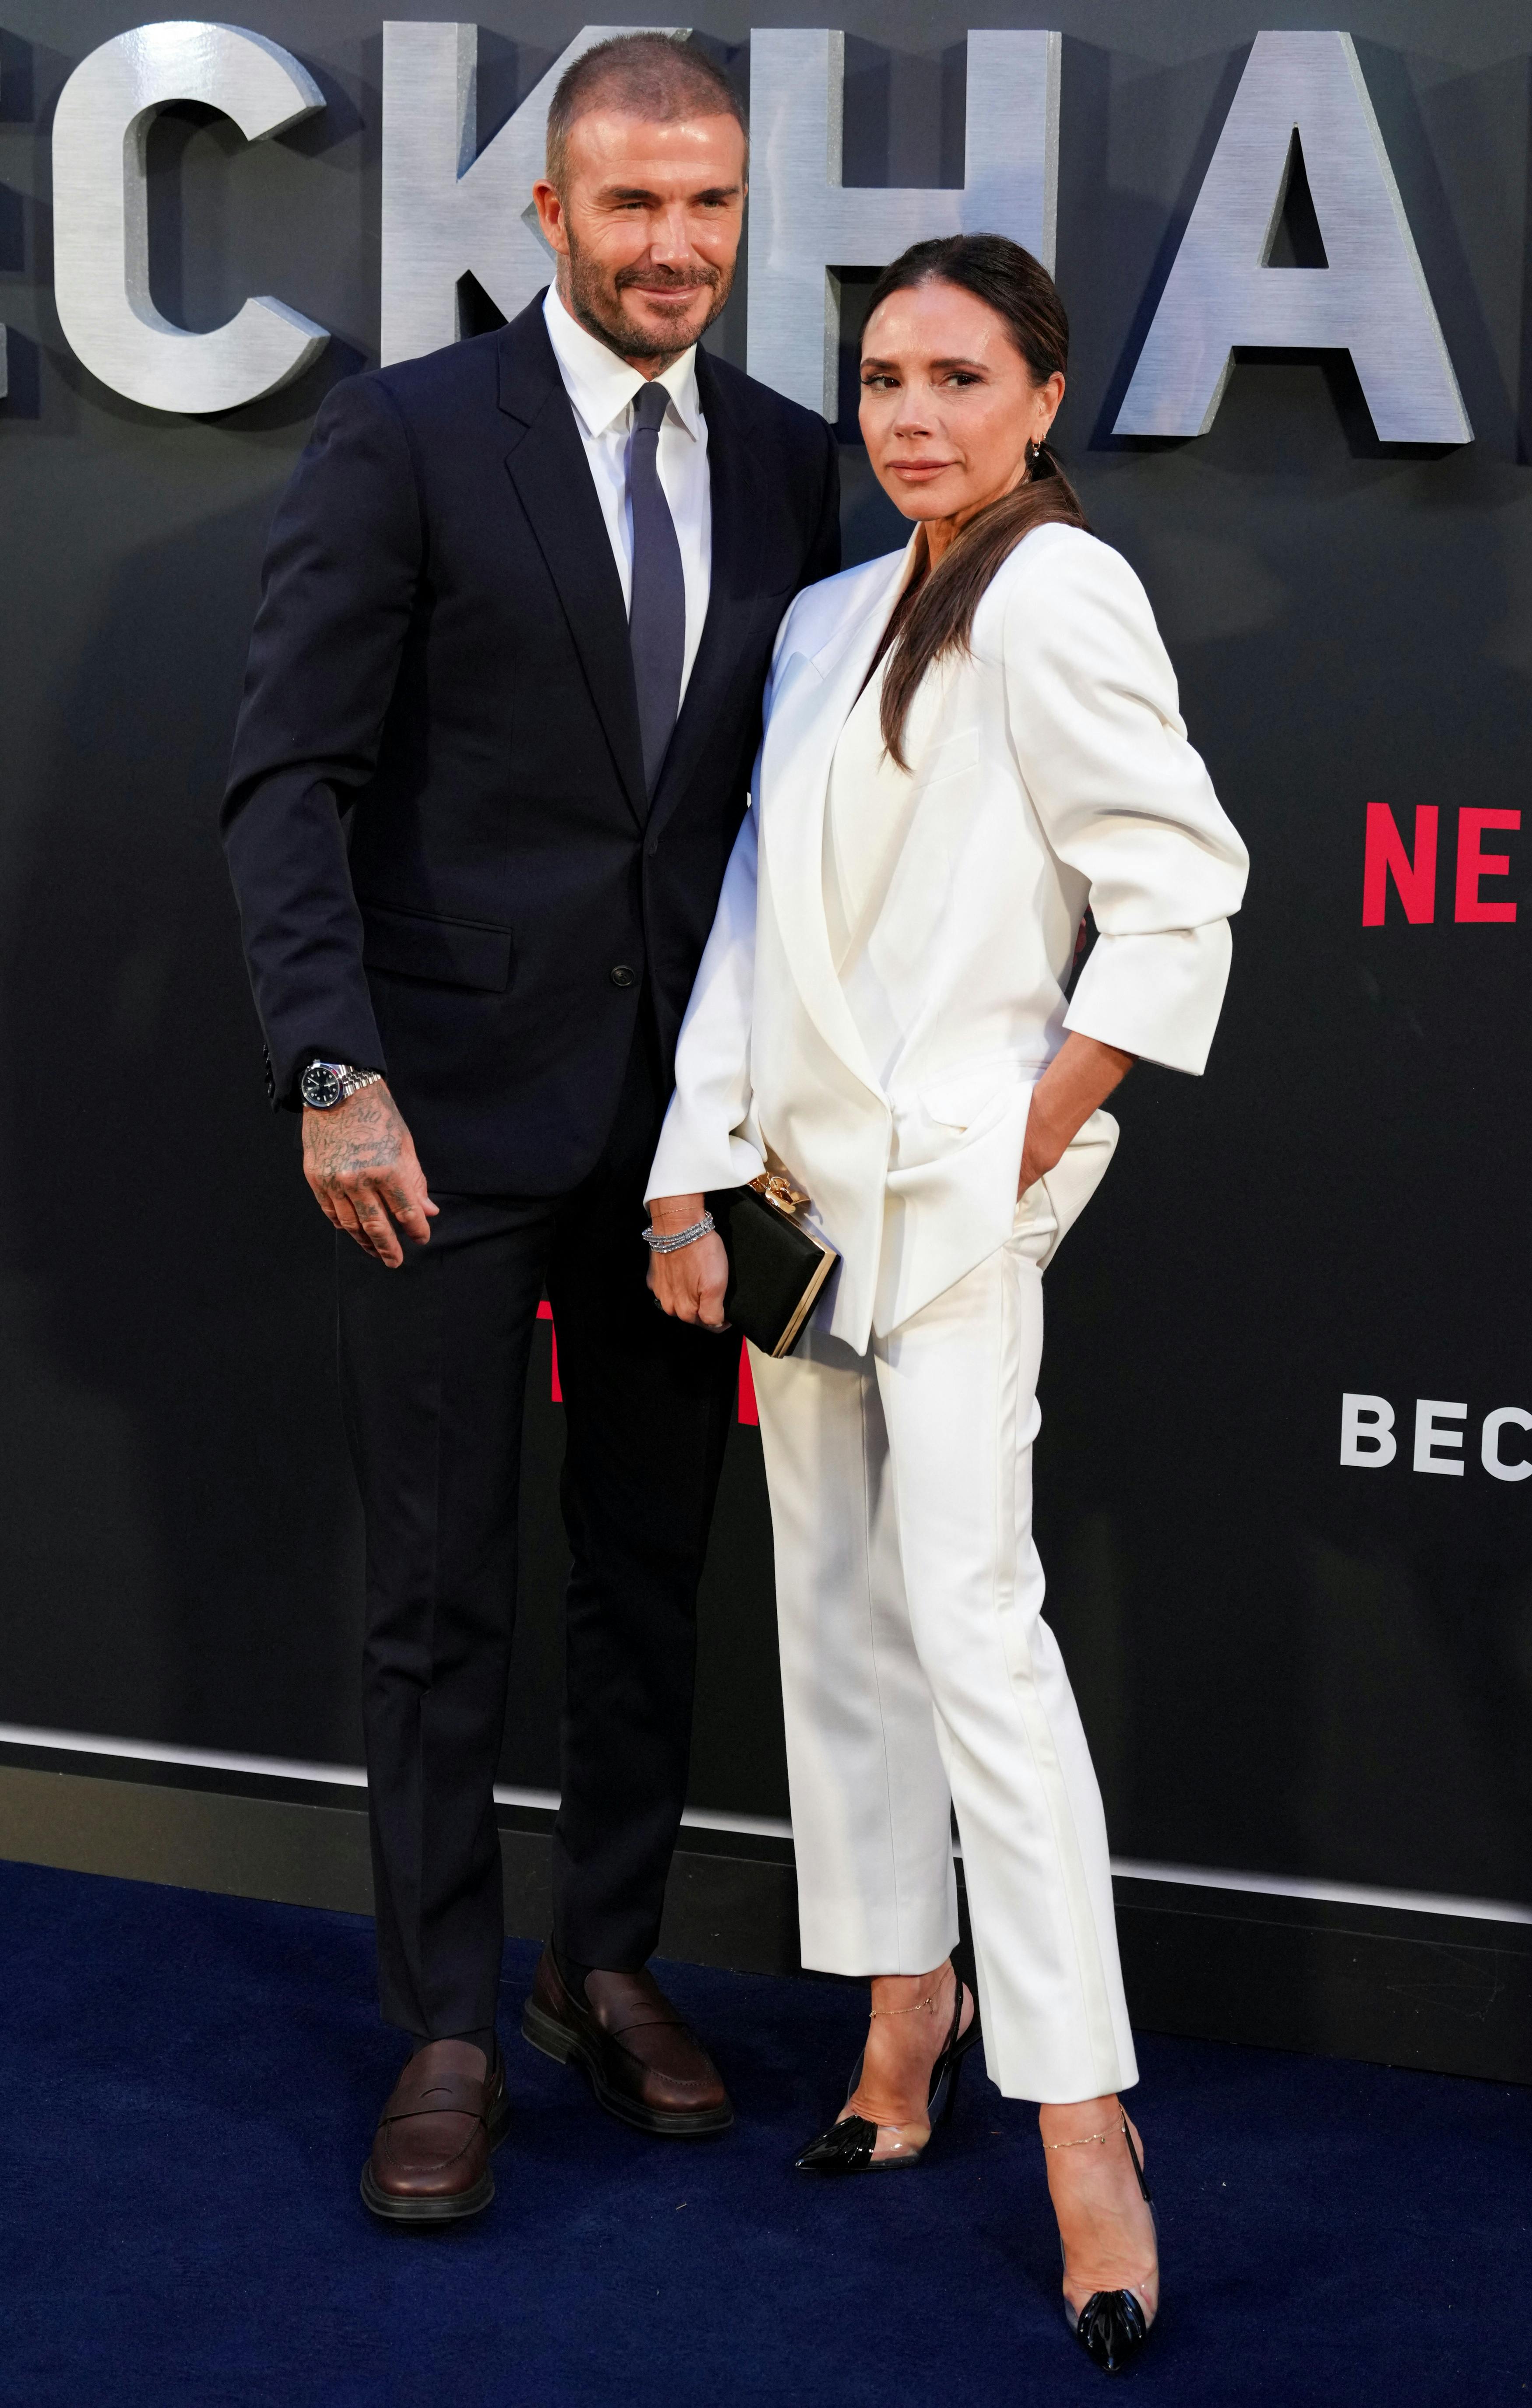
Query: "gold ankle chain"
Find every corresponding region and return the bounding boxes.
[1044,2110,1127,2151]
[869,1971,954,2018]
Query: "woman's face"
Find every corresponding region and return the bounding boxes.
[859,279,1064,526]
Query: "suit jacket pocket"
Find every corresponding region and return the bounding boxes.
[360,899,514,993]
[916,1053,1033,1133]
[888,1056,1033,1179]
[912,729,986,789]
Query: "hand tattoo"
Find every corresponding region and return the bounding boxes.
[306,1086,408,1189]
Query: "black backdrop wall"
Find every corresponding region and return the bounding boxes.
[2,3,1530,1953]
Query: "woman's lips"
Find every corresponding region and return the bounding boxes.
[889,459,954,476]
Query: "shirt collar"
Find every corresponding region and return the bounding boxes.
[542,284,704,444]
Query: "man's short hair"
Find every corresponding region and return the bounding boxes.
[545,34,747,187]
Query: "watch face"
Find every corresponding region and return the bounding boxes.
[301,1063,345,1110]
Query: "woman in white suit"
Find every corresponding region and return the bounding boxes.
[645,235,1248,2374]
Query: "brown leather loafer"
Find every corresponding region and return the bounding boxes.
[360,2038,511,2224]
[521,1944,733,2137]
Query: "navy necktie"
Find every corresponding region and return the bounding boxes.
[627,380,686,799]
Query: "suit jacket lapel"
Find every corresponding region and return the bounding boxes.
[646,348,765,843]
[498,304,648,827]
[760,539,919,1102]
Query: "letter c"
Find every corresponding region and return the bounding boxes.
[1482,1407,1532,1483]
[52,22,329,415]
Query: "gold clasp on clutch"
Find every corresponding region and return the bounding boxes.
[752,1172,810,1217]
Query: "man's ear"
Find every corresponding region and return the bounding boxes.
[532,178,570,257]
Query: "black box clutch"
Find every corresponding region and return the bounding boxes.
[706,1176,839,1359]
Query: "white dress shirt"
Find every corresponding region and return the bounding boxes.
[542,285,712,702]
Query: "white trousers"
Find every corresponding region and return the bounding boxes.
[752,1201,1138,2104]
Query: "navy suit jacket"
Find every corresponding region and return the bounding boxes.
[222,295,840,1194]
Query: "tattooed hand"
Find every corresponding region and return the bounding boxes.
[303,1081,438,1267]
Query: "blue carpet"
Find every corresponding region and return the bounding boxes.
[0,1858,1526,2407]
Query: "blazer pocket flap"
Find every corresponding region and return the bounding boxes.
[913,730,986,787]
[917,1056,1034,1132]
[361,901,513,993]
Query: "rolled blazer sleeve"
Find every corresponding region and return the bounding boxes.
[647,802,766,1200]
[1000,529,1249,1075]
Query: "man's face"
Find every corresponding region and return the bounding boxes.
[533,109,747,365]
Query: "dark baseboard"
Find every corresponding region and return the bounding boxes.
[0,1754,804,1976]
[1,1755,1526,2084]
[0,1759,377,1914]
[1113,1876,1532,2086]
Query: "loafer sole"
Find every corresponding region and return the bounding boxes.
[521,1998,734,2137]
[359,2087,512,2224]
[360,2163,495,2224]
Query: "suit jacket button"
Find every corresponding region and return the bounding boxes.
[610,963,637,989]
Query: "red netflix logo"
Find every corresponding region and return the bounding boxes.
[1363,803,1520,925]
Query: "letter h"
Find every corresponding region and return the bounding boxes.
[745,29,1060,417]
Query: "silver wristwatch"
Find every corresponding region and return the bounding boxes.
[299,1060,384,1111]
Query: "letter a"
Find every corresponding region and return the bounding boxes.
[1115,31,1469,445]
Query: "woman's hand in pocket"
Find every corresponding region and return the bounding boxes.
[1018,1034,1135,1198]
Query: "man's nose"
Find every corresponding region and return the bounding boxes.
[648,204,695,265]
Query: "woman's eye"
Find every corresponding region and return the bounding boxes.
[860,373,896,391]
[943,371,981,388]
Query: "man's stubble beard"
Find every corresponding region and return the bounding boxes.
[563,228,734,365]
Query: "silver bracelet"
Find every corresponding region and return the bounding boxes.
[643,1211,716,1255]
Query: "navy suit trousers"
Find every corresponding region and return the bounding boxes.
[337,1009,738,2037]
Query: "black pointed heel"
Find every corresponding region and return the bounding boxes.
[793,1968,981,2175]
[1074,2288,1148,2376]
[1057,2111,1159,2376]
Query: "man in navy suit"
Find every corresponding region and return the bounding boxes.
[222,35,838,2221]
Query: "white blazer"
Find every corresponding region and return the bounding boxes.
[648,520,1250,1351]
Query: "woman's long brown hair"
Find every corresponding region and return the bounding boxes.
[866,235,1087,770]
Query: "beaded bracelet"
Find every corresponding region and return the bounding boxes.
[642,1211,716,1256]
